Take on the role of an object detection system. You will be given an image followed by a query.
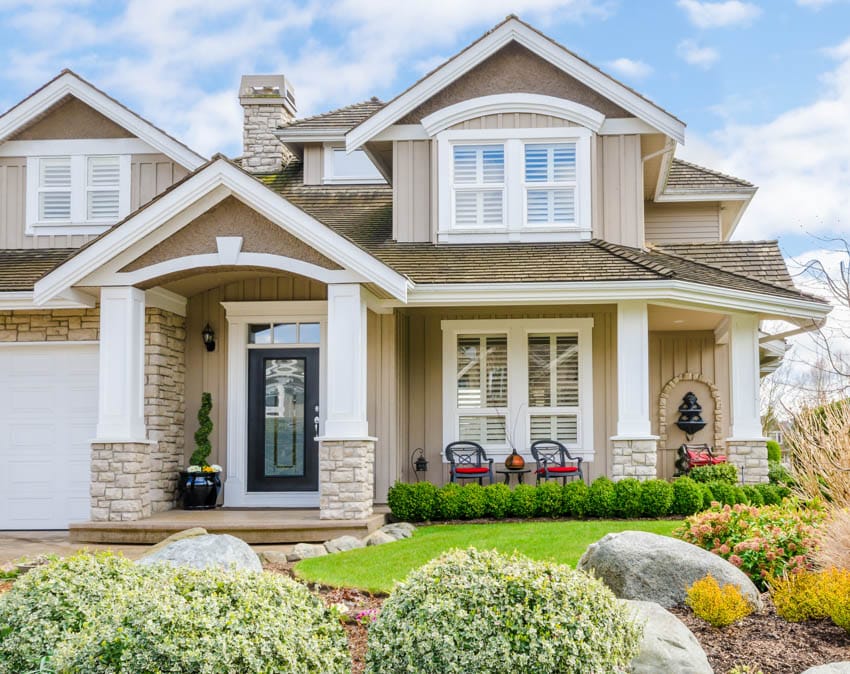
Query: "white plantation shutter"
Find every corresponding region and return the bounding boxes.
[455,334,508,446]
[38,157,72,221]
[86,156,121,220]
[527,333,581,446]
[525,143,577,226]
[452,145,504,228]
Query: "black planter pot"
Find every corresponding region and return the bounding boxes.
[178,470,222,510]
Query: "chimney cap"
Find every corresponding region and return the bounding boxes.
[239,74,296,114]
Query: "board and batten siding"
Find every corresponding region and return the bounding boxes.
[644,202,721,244]
[302,145,324,185]
[648,330,730,480]
[393,140,432,242]
[591,135,644,248]
[399,304,617,486]
[0,154,187,249]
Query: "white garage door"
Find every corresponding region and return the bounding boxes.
[0,344,98,529]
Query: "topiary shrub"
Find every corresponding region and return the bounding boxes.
[509,484,538,518]
[639,479,673,517]
[699,482,715,510]
[686,574,753,627]
[483,483,512,519]
[672,477,704,516]
[0,553,350,674]
[436,483,464,520]
[742,485,764,507]
[689,463,739,485]
[766,440,782,463]
[457,483,488,519]
[706,480,736,506]
[562,480,589,517]
[535,482,563,517]
[365,548,643,673]
[585,477,617,518]
[613,478,643,518]
[190,391,214,467]
[388,481,438,522]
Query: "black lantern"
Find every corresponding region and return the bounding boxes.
[411,447,428,481]
[202,323,216,352]
[676,391,707,438]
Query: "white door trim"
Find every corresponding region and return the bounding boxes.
[222,301,327,507]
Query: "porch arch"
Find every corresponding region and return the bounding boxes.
[658,372,724,449]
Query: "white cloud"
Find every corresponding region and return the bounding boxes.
[796,0,842,8]
[677,39,720,68]
[677,0,762,28]
[679,36,850,242]
[605,57,653,80]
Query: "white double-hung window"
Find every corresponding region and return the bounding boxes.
[26,153,130,233]
[442,318,594,462]
[438,127,591,242]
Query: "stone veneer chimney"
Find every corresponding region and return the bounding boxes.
[239,74,297,173]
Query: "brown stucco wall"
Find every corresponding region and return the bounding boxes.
[121,196,342,272]
[399,42,631,123]
[10,96,134,140]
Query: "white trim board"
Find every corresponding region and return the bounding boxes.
[0,290,96,310]
[0,138,156,157]
[346,17,685,151]
[0,71,205,170]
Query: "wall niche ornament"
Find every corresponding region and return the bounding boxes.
[675,391,707,438]
[658,372,724,449]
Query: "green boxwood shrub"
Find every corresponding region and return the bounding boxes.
[561,480,589,517]
[733,486,749,505]
[639,479,674,517]
[689,463,739,485]
[365,548,643,673]
[755,483,782,506]
[742,485,764,506]
[766,440,782,463]
[483,483,512,518]
[509,484,538,518]
[535,482,563,517]
[769,461,795,487]
[585,477,617,518]
[436,483,464,520]
[457,483,488,519]
[706,480,736,506]
[672,477,704,516]
[613,478,643,518]
[699,482,715,509]
[387,481,437,522]
[0,553,350,674]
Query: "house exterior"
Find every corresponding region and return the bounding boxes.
[0,17,830,530]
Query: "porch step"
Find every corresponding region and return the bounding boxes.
[69,508,388,545]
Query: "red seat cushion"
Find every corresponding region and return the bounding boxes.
[687,451,712,466]
[537,466,579,474]
[455,466,489,474]
[710,456,727,464]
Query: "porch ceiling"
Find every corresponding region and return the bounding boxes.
[132,268,325,298]
[648,304,724,331]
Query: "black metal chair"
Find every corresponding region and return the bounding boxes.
[530,440,583,485]
[445,441,494,485]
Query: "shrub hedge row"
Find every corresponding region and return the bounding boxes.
[387,477,791,522]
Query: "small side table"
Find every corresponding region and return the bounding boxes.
[496,468,532,486]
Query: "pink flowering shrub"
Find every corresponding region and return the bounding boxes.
[674,500,826,590]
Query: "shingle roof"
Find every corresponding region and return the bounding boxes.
[259,161,822,303]
[666,158,754,193]
[283,99,385,130]
[0,249,77,291]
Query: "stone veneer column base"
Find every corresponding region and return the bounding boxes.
[611,438,658,481]
[725,440,769,484]
[90,442,152,522]
[319,440,375,520]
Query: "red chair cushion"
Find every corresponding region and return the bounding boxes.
[687,451,712,466]
[455,466,489,474]
[710,456,727,464]
[537,466,579,474]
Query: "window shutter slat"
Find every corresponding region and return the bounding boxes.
[524,143,577,226]
[453,145,504,229]
[39,192,71,220]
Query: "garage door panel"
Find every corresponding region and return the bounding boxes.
[0,344,98,530]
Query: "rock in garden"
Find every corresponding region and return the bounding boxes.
[578,531,762,610]
[146,527,208,555]
[325,535,365,553]
[381,522,415,540]
[800,664,850,674]
[364,530,396,546]
[260,551,290,565]
[137,533,262,572]
[623,600,713,674]
[287,543,329,562]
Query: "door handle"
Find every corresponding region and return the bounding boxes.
[313,404,320,437]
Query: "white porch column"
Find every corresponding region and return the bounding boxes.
[611,300,657,480]
[324,283,369,438]
[95,286,146,441]
[727,313,769,483]
[319,283,375,519]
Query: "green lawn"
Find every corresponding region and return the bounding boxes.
[294,519,682,594]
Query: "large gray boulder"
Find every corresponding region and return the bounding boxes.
[287,542,329,562]
[624,600,713,674]
[800,665,850,674]
[578,531,761,610]
[381,522,415,540]
[324,535,365,553]
[137,533,262,572]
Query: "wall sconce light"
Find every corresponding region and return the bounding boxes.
[411,447,428,481]
[202,323,216,352]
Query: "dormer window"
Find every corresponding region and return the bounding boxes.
[26,153,130,234]
[322,143,384,184]
[437,128,591,243]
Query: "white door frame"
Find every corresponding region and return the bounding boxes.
[222,301,327,507]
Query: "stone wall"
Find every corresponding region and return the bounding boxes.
[90,442,152,521]
[726,440,769,484]
[145,308,186,512]
[241,103,293,173]
[611,438,658,481]
[0,308,99,341]
[319,440,375,520]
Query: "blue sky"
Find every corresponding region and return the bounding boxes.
[1,0,849,254]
